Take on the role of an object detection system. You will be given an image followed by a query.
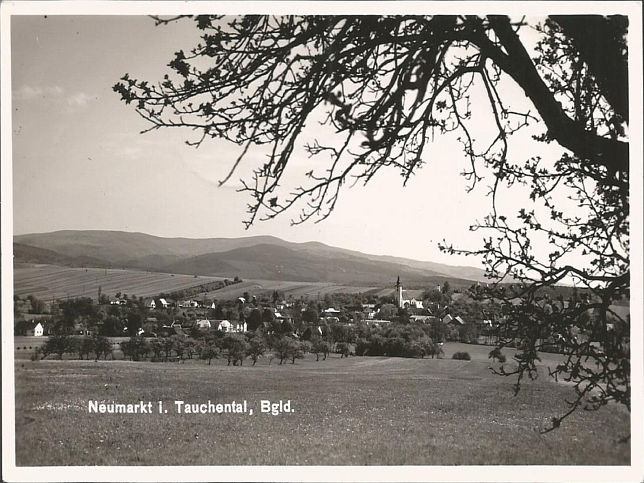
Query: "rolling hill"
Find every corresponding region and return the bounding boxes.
[159,243,449,284]
[14,230,488,285]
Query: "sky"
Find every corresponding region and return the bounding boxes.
[10,14,559,267]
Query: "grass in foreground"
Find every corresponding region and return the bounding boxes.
[14,346,629,466]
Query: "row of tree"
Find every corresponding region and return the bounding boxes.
[32,330,340,366]
[33,322,455,364]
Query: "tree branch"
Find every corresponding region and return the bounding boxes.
[486,15,628,175]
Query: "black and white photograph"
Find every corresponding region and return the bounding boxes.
[1,2,642,481]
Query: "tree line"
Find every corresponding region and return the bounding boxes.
[30,322,454,365]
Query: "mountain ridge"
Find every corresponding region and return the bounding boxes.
[14,230,488,284]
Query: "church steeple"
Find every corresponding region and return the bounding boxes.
[396,276,403,308]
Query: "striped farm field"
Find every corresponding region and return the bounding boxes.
[13,264,226,301]
[13,264,379,301]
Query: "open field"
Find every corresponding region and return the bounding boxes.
[191,279,378,301]
[13,264,226,301]
[13,264,379,301]
[13,343,629,466]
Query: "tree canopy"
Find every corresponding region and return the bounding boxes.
[115,14,631,429]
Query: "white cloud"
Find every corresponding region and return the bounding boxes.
[66,92,95,107]
[13,84,94,108]
[13,85,64,101]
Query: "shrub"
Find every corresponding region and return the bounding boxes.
[335,342,350,358]
[452,351,471,361]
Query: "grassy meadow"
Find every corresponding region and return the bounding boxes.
[13,343,629,466]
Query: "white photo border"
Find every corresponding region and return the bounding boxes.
[1,2,642,481]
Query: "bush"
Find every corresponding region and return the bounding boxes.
[452,351,471,361]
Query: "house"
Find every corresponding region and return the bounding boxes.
[443,315,465,326]
[179,300,199,308]
[323,308,341,315]
[403,298,424,309]
[196,319,211,330]
[216,320,247,333]
[149,299,156,309]
[26,321,45,337]
[159,298,170,309]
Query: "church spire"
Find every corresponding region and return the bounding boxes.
[396,276,403,308]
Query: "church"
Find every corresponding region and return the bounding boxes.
[395,276,424,310]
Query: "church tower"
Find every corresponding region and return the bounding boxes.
[396,276,403,308]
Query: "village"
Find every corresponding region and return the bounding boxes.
[14,273,628,362]
[15,278,485,339]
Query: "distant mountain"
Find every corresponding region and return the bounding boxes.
[14,230,488,284]
[15,230,289,266]
[13,242,110,268]
[159,243,451,285]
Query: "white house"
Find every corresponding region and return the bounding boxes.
[159,298,170,309]
[179,300,199,308]
[323,308,341,315]
[26,321,44,337]
[216,320,246,333]
[196,319,211,329]
[149,299,156,309]
[406,298,424,309]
